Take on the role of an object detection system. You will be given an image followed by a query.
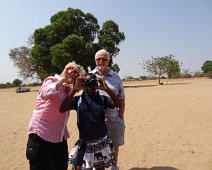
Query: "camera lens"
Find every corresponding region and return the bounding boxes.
[83,73,98,88]
[83,79,98,87]
[89,79,98,87]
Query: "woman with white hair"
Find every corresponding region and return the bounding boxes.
[26,62,84,170]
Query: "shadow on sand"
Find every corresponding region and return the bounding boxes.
[128,166,179,170]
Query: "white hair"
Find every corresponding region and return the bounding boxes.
[65,61,85,75]
[95,49,110,59]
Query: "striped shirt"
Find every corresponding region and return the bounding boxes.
[28,74,70,143]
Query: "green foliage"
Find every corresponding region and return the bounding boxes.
[142,55,181,84]
[31,8,125,78]
[9,8,125,81]
[110,63,120,73]
[201,60,212,74]
[205,71,212,78]
[98,20,125,57]
[0,82,14,89]
[139,75,147,80]
[122,76,135,81]
[13,79,22,86]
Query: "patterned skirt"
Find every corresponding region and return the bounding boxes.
[68,136,115,169]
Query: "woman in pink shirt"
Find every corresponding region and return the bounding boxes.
[26,62,84,170]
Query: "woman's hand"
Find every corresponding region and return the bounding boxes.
[73,76,84,91]
[62,65,80,85]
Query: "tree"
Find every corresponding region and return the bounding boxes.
[98,20,125,69]
[205,71,212,78]
[9,36,40,79]
[201,60,212,74]
[28,8,124,80]
[9,8,125,81]
[142,55,181,84]
[13,79,22,87]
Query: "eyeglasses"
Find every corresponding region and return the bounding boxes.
[95,58,108,62]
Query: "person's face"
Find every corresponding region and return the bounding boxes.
[66,67,80,84]
[95,54,110,71]
[84,86,96,95]
[83,75,97,95]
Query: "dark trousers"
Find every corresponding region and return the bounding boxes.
[26,133,68,170]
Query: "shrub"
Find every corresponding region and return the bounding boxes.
[139,76,147,80]
[205,71,212,78]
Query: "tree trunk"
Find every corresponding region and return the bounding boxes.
[158,75,161,85]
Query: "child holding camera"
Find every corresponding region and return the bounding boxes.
[60,73,121,170]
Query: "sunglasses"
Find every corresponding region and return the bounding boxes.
[95,58,108,62]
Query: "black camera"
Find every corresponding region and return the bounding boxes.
[83,73,98,88]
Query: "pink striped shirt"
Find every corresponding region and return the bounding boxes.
[28,74,70,143]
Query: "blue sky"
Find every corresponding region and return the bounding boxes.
[0,0,211,83]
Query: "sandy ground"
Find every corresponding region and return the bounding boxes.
[0,78,212,170]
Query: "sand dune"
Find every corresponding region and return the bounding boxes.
[0,78,211,170]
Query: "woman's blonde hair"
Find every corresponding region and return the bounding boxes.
[65,61,85,76]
